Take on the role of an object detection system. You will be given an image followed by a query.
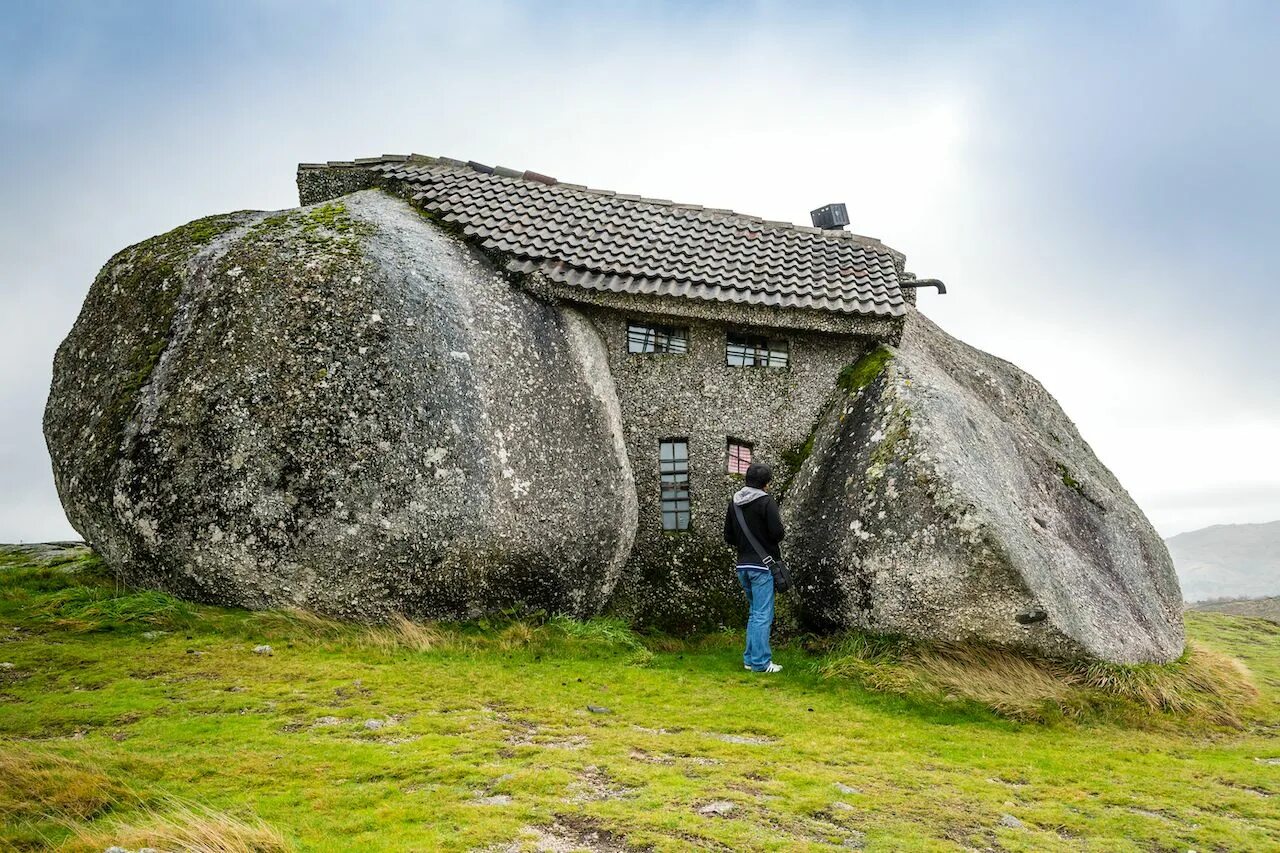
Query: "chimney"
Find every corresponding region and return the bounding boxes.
[810,203,849,231]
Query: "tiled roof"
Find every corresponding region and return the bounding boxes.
[299,155,908,318]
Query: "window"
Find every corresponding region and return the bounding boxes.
[727,439,753,475]
[659,439,690,530]
[726,333,788,368]
[628,322,688,355]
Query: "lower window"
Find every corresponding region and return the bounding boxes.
[659,439,690,530]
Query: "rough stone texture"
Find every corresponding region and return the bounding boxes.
[45,190,635,620]
[297,165,380,206]
[46,180,1184,662]
[588,308,875,632]
[786,312,1185,663]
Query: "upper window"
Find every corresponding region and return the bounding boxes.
[628,322,689,355]
[727,439,753,476]
[659,439,691,531]
[726,333,789,368]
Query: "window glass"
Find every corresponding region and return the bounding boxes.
[628,322,689,354]
[659,439,690,530]
[726,333,788,368]
[727,439,753,475]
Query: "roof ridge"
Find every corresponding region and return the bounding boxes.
[298,153,893,252]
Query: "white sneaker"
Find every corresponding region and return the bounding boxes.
[743,665,751,671]
[762,662,782,674]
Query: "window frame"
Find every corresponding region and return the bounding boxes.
[726,332,789,368]
[627,321,689,355]
[726,437,753,477]
[658,438,691,531]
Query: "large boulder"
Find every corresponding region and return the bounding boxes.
[44,190,636,619]
[785,312,1184,663]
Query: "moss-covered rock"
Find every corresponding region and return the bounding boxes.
[785,312,1184,664]
[45,191,636,621]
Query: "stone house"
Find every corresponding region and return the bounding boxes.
[297,154,943,629]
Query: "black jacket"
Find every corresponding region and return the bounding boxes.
[723,492,785,565]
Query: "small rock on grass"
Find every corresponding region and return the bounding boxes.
[364,719,385,730]
[844,830,867,848]
[999,814,1024,829]
[475,794,512,806]
[252,644,273,656]
[698,801,737,816]
[834,782,860,794]
[587,704,612,714]
[0,662,14,669]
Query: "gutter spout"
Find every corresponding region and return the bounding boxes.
[900,279,947,295]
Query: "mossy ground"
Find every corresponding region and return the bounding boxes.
[2,548,1277,851]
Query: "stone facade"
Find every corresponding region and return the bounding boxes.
[577,302,878,631]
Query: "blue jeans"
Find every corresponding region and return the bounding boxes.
[738,567,775,671]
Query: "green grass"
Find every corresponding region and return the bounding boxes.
[2,549,1278,851]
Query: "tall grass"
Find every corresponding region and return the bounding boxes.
[818,632,1258,726]
[550,615,654,664]
[29,586,194,633]
[0,748,289,852]
[64,799,290,853]
[242,607,657,662]
[0,747,131,825]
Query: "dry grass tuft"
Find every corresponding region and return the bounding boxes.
[250,608,450,655]
[913,643,1082,720]
[819,633,1259,727]
[496,620,541,650]
[250,607,349,641]
[0,747,130,823]
[1069,643,1257,727]
[63,799,290,853]
[362,614,445,653]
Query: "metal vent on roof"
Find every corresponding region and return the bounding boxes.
[810,203,849,231]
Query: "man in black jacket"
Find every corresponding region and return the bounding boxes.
[723,462,785,673]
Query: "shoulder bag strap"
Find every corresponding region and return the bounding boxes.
[733,502,775,567]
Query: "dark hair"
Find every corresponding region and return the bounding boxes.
[744,462,773,489]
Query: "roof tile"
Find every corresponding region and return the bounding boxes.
[317,155,906,317]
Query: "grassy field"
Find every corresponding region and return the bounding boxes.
[2,547,1278,852]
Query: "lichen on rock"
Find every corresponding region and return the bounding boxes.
[44,186,1184,663]
[785,313,1185,663]
[45,190,635,621]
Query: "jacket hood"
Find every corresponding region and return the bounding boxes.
[732,486,769,506]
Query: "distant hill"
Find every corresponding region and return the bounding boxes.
[1187,596,1280,623]
[1165,520,1280,602]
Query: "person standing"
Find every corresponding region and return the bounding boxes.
[723,462,785,673]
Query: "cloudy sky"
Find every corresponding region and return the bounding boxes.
[3,0,1277,541]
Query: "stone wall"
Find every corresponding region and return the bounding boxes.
[298,166,382,206]
[582,303,877,631]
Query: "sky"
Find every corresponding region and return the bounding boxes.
[2,0,1277,541]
